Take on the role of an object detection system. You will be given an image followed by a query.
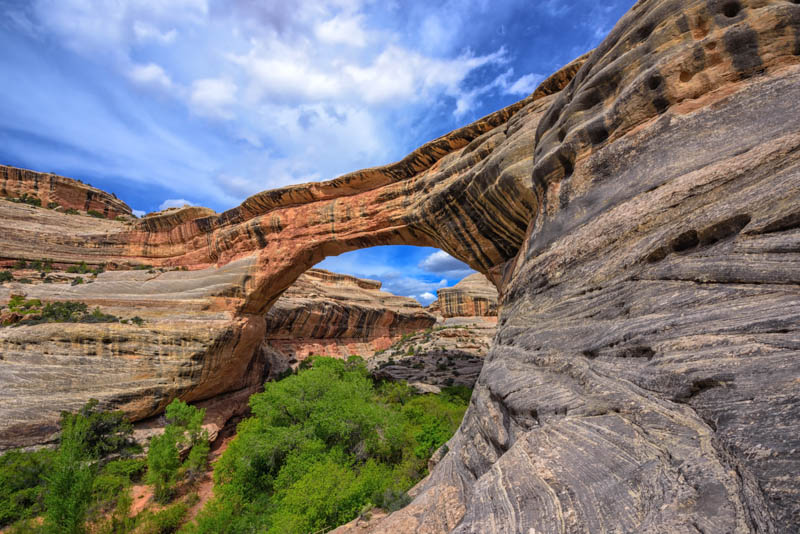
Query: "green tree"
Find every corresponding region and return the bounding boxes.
[43,414,94,534]
[146,426,182,504]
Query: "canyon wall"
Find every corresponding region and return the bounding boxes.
[264,268,436,361]
[1,0,799,530]
[429,273,498,318]
[0,165,132,221]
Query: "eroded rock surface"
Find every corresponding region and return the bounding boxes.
[0,165,132,221]
[264,268,436,361]
[428,273,498,318]
[2,0,800,530]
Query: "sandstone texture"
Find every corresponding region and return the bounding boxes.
[0,165,132,221]
[264,268,436,362]
[369,317,496,390]
[428,273,498,318]
[2,0,800,530]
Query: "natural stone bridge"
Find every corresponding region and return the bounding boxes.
[1,0,799,531]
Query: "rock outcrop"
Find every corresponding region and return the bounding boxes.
[428,273,498,318]
[2,0,800,530]
[369,317,496,390]
[0,165,132,221]
[264,268,436,361]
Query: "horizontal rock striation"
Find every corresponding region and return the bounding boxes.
[0,165,132,220]
[3,0,800,530]
[359,1,800,532]
[429,273,498,318]
[264,268,436,361]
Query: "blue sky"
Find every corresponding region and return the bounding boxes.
[0,0,634,304]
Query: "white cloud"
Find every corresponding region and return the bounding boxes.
[419,291,437,304]
[158,198,194,210]
[315,14,368,47]
[128,62,173,90]
[131,209,146,217]
[505,72,544,95]
[419,250,475,278]
[189,78,237,119]
[133,21,177,44]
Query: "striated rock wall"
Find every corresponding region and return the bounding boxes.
[429,273,498,318]
[264,268,436,361]
[351,1,800,532]
[2,0,800,529]
[0,165,132,220]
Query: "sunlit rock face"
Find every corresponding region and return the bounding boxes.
[2,0,800,530]
[429,273,498,318]
[263,268,436,362]
[0,165,132,221]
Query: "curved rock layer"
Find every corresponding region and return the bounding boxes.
[0,165,132,221]
[355,1,800,532]
[264,268,436,361]
[0,0,799,530]
[429,273,498,318]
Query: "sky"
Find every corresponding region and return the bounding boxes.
[0,0,635,304]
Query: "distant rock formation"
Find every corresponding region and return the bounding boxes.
[264,268,436,362]
[428,273,498,318]
[0,165,132,220]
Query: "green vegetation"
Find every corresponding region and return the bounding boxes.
[87,210,105,219]
[46,202,60,210]
[147,399,209,504]
[185,356,469,534]
[1,297,138,327]
[0,271,14,282]
[10,194,42,208]
[65,208,80,215]
[0,400,138,532]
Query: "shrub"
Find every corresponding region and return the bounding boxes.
[87,210,105,219]
[0,271,12,282]
[43,412,95,534]
[60,399,136,459]
[0,448,56,527]
[136,501,188,534]
[187,357,469,534]
[65,208,80,215]
[147,399,208,504]
[67,262,90,274]
[71,276,84,286]
[13,260,27,269]
[47,202,60,209]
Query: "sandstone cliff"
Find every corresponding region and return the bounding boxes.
[264,268,436,362]
[2,0,800,529]
[429,273,498,318]
[0,165,132,221]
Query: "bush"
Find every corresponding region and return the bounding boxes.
[67,262,90,274]
[0,448,56,527]
[71,276,84,286]
[61,399,136,459]
[17,278,32,284]
[13,260,27,269]
[0,271,12,282]
[87,210,105,219]
[43,412,95,534]
[187,357,469,534]
[136,501,188,534]
[147,399,208,504]
[65,208,80,215]
[47,202,60,209]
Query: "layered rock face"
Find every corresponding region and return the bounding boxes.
[264,268,436,361]
[429,273,498,318]
[2,0,800,530]
[358,1,800,532]
[0,165,132,221]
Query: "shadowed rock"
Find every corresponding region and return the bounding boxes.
[2,0,800,530]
